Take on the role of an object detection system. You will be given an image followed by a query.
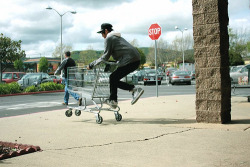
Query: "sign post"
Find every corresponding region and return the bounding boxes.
[148,23,162,97]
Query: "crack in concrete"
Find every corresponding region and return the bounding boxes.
[243,127,250,131]
[46,128,194,151]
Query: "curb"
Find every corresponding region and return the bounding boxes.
[0,90,64,97]
[0,141,41,160]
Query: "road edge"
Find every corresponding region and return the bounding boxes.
[0,90,64,97]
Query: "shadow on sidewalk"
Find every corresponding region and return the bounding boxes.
[230,119,250,124]
[95,118,197,125]
[73,118,250,125]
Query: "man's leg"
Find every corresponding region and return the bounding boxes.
[64,78,69,105]
[66,77,82,106]
[69,91,82,106]
[109,61,140,101]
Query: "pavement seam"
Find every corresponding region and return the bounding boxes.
[45,128,195,151]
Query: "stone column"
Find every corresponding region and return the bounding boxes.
[192,0,231,123]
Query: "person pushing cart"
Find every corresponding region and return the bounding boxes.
[88,23,144,109]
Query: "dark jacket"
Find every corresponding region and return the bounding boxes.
[54,57,76,78]
[89,32,140,68]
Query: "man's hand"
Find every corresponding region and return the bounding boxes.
[87,65,90,70]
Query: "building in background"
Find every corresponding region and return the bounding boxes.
[23,57,61,74]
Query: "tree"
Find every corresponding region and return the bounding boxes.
[136,48,146,68]
[52,43,73,58]
[228,27,250,66]
[0,34,25,68]
[14,59,24,72]
[130,39,139,47]
[78,47,99,65]
[148,39,172,66]
[39,57,49,72]
[0,33,25,82]
[171,34,194,63]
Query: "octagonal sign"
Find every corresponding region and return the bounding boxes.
[148,23,161,40]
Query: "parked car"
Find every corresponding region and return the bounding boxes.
[128,70,144,81]
[191,71,195,80]
[18,73,53,89]
[187,70,195,80]
[2,72,26,83]
[166,67,177,76]
[230,64,250,84]
[121,72,138,84]
[169,71,191,85]
[50,75,62,84]
[157,68,165,80]
[143,69,162,86]
[230,65,244,73]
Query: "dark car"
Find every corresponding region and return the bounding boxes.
[143,69,162,86]
[169,71,191,85]
[2,72,26,83]
[17,73,53,89]
[129,70,144,81]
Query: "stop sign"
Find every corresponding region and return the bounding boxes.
[148,23,161,40]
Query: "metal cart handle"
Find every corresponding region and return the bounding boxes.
[102,60,119,65]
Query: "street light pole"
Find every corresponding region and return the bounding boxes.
[60,16,63,63]
[175,26,187,71]
[46,6,76,64]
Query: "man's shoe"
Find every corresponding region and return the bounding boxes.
[106,100,118,109]
[78,98,82,106]
[62,102,68,105]
[131,87,144,105]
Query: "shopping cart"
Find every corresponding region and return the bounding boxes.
[65,62,122,124]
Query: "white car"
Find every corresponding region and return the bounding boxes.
[230,64,249,84]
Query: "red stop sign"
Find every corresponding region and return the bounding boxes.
[148,23,161,40]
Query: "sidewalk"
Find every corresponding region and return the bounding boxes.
[0,95,250,167]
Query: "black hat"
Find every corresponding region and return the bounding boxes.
[97,23,113,33]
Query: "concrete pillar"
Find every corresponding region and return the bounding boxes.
[192,0,231,123]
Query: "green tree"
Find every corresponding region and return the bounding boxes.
[39,57,49,72]
[228,28,247,66]
[14,59,24,72]
[78,46,99,65]
[136,48,146,68]
[0,33,25,72]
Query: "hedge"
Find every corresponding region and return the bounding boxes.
[0,82,64,95]
[0,82,22,95]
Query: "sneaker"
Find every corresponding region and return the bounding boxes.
[106,100,118,109]
[78,98,82,106]
[131,87,144,105]
[62,102,68,105]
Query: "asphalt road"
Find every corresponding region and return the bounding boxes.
[0,81,196,118]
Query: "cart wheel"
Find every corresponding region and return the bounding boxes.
[65,110,73,117]
[75,110,81,116]
[96,116,103,124]
[115,113,122,122]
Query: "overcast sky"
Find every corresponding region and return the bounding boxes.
[0,0,249,58]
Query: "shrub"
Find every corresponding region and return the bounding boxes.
[24,85,38,93]
[0,83,9,95]
[39,82,64,91]
[8,82,22,94]
[55,83,65,90]
[0,81,64,95]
